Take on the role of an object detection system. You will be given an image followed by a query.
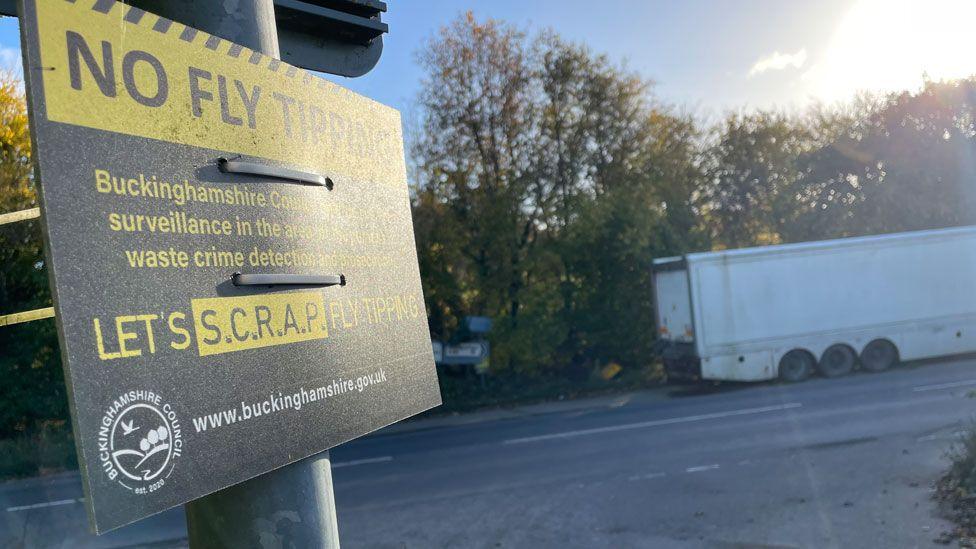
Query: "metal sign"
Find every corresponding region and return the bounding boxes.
[19,0,439,533]
[464,315,492,334]
[431,340,443,363]
[440,342,489,366]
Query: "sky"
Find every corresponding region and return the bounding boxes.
[0,0,975,118]
[326,0,976,118]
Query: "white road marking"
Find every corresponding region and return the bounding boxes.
[917,430,967,442]
[331,456,393,469]
[686,464,720,473]
[6,498,80,513]
[503,402,802,445]
[628,472,667,481]
[912,379,976,392]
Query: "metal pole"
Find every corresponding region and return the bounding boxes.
[127,1,341,547]
[184,452,340,547]
[129,0,279,56]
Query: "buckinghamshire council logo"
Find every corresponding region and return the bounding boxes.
[97,390,182,494]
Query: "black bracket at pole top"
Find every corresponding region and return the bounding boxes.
[276,0,387,46]
[274,0,388,77]
[0,0,390,78]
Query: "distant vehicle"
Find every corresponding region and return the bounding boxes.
[653,226,976,382]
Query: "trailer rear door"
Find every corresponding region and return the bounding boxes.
[653,258,694,342]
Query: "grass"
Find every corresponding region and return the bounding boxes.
[949,428,976,495]
[934,425,976,545]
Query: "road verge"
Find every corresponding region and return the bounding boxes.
[935,425,976,546]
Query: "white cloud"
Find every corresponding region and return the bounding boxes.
[748,48,808,77]
[0,47,22,77]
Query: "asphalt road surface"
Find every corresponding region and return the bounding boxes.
[4,357,976,548]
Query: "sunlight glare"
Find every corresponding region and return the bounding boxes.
[807,0,976,102]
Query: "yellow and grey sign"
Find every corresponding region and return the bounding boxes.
[21,0,440,533]
[35,0,405,185]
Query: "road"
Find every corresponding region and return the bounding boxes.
[3,357,976,548]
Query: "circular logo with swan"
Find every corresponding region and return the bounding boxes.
[98,391,182,493]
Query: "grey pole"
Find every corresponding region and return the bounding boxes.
[130,0,280,57]
[184,452,340,547]
[127,1,341,547]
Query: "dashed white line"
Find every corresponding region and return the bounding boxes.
[331,456,393,469]
[685,464,720,473]
[912,379,976,392]
[628,472,667,481]
[6,498,81,513]
[502,402,802,445]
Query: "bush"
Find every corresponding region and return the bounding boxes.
[949,427,976,496]
[934,425,976,545]
[0,424,77,480]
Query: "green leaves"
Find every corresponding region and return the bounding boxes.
[412,16,976,383]
[412,15,700,375]
[0,73,65,444]
[703,80,976,246]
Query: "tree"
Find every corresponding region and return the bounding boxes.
[414,12,539,337]
[413,14,706,374]
[0,73,68,439]
[700,111,813,248]
[798,80,976,238]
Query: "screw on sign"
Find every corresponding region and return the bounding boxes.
[19,0,439,533]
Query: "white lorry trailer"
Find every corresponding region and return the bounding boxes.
[653,226,976,382]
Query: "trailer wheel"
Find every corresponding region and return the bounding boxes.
[860,339,898,372]
[819,344,856,377]
[779,350,815,382]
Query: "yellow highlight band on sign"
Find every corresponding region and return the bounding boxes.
[35,0,406,186]
[191,291,329,357]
